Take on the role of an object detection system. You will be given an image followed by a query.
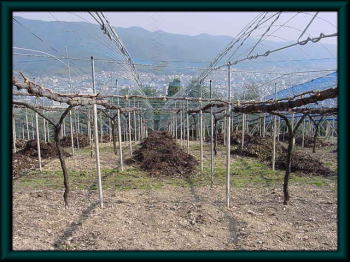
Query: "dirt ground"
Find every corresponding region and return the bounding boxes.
[13,183,337,251]
[12,138,338,251]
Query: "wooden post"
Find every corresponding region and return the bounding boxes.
[223,111,226,146]
[69,111,74,156]
[117,109,124,171]
[22,123,25,140]
[278,117,281,141]
[128,112,132,156]
[226,62,232,208]
[47,118,50,142]
[77,113,80,134]
[12,112,17,153]
[175,107,178,141]
[88,109,94,158]
[241,113,245,149]
[200,101,203,172]
[302,118,305,147]
[91,56,104,208]
[25,108,30,140]
[35,109,42,171]
[272,84,277,171]
[109,117,112,142]
[133,110,137,142]
[139,112,142,141]
[88,109,91,145]
[100,112,103,142]
[263,114,266,137]
[325,120,330,138]
[291,113,295,148]
[210,80,214,187]
[43,118,47,142]
[186,99,190,154]
[74,112,80,149]
[180,107,183,147]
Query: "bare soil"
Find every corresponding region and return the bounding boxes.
[13,183,337,251]
[12,138,337,251]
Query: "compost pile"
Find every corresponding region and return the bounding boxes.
[100,134,111,143]
[230,131,254,145]
[15,139,26,150]
[17,140,71,158]
[275,151,335,176]
[279,134,334,148]
[12,153,38,178]
[206,131,254,145]
[130,131,198,177]
[231,135,285,162]
[60,133,90,148]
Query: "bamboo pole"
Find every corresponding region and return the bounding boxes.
[25,108,29,140]
[69,110,74,156]
[32,115,35,139]
[291,113,295,147]
[47,118,50,142]
[241,113,245,149]
[263,113,266,137]
[43,118,47,142]
[74,112,80,149]
[226,62,232,208]
[210,80,214,187]
[87,110,91,144]
[91,56,104,208]
[186,99,190,154]
[35,108,42,171]
[109,117,112,142]
[100,112,103,142]
[180,107,183,147]
[302,118,305,148]
[223,111,226,146]
[128,112,132,156]
[200,104,203,172]
[117,109,124,171]
[175,103,178,141]
[272,84,277,171]
[133,110,137,141]
[22,123,25,140]
[13,112,17,153]
[138,113,142,141]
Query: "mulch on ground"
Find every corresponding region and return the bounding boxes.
[278,134,334,148]
[12,153,38,178]
[60,134,90,148]
[206,131,257,146]
[275,151,335,177]
[15,139,27,150]
[17,140,71,159]
[127,131,198,177]
[231,133,335,176]
[231,135,285,162]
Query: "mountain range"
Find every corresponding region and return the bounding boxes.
[13,16,337,75]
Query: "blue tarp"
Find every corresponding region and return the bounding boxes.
[264,72,337,101]
[263,71,337,120]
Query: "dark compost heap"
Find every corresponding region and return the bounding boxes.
[129,131,198,177]
[17,140,71,158]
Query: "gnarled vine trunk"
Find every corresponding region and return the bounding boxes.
[54,126,70,207]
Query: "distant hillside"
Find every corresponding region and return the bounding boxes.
[13,16,337,75]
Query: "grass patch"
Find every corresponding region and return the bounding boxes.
[13,141,336,192]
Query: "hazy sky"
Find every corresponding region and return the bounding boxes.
[14,11,337,43]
